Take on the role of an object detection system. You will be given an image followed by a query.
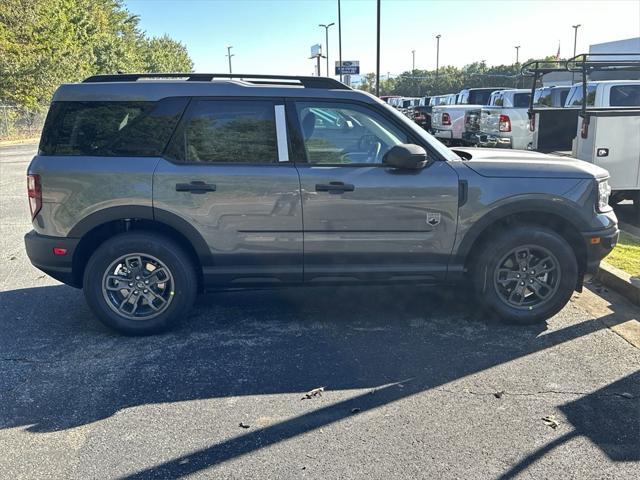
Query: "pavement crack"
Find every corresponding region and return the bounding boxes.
[434,387,632,399]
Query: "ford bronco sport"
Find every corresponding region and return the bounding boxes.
[25,73,619,335]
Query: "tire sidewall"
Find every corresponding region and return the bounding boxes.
[475,227,578,324]
[83,232,196,335]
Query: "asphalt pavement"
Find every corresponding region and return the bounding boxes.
[0,143,638,479]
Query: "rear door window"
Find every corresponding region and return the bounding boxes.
[39,98,188,156]
[167,100,279,163]
[609,85,640,107]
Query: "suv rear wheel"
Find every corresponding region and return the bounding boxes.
[473,226,578,324]
[83,232,197,335]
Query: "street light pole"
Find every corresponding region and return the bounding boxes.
[514,45,520,87]
[572,24,581,58]
[226,45,234,75]
[412,49,415,72]
[375,0,380,96]
[338,0,343,83]
[319,22,335,78]
[435,34,441,87]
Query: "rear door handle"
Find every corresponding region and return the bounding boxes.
[175,181,216,194]
[315,182,355,194]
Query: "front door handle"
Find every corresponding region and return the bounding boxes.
[175,181,216,194]
[315,182,355,194]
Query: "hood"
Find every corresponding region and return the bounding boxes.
[453,148,609,180]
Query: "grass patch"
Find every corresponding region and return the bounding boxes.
[606,231,640,277]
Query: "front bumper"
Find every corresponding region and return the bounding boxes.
[582,225,619,278]
[24,230,81,287]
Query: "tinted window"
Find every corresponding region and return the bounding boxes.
[565,85,597,107]
[295,102,408,165]
[39,98,187,156]
[609,85,640,106]
[168,100,278,163]
[534,88,552,107]
[513,93,531,108]
[468,90,494,105]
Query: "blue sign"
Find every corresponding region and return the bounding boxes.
[335,61,360,75]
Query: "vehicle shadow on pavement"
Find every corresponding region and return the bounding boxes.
[0,284,638,477]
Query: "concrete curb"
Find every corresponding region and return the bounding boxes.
[0,138,39,146]
[596,261,640,306]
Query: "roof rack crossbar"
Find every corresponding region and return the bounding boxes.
[82,73,351,90]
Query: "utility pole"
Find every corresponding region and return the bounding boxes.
[319,22,335,78]
[226,45,234,75]
[412,49,416,72]
[338,0,343,83]
[376,0,380,96]
[435,34,441,88]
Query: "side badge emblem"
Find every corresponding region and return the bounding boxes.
[426,212,441,226]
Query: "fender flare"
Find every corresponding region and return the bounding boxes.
[67,205,212,266]
[454,198,590,263]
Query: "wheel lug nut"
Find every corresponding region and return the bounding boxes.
[144,289,148,293]
[128,282,133,287]
[134,290,138,294]
[516,274,521,278]
[135,276,140,280]
[145,280,149,284]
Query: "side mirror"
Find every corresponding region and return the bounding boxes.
[382,144,427,170]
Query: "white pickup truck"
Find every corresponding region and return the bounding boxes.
[431,87,506,146]
[467,89,532,150]
[568,80,640,209]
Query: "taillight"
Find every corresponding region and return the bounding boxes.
[580,118,589,139]
[499,114,511,132]
[27,174,42,220]
[529,115,536,132]
[442,112,451,125]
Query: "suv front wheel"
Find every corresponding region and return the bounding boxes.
[473,226,578,324]
[83,232,197,335]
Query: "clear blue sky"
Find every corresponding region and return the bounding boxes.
[125,0,640,77]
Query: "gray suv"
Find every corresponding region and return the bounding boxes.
[25,73,619,335]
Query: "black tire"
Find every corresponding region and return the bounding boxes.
[472,226,578,325]
[83,232,197,335]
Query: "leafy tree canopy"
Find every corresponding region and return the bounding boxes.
[0,0,193,109]
[358,56,564,97]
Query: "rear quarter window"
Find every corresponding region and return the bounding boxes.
[39,98,188,156]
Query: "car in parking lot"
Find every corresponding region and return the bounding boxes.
[431,87,506,145]
[25,73,618,334]
[464,89,532,149]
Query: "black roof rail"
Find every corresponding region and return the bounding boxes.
[520,59,568,77]
[566,52,640,72]
[82,73,351,90]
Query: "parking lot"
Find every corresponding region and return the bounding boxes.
[1,143,639,479]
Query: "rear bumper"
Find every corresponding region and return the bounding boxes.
[582,225,619,278]
[462,132,512,148]
[24,230,81,287]
[433,128,453,140]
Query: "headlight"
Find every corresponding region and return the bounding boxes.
[597,179,611,212]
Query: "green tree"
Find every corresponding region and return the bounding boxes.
[0,0,194,110]
[141,35,193,73]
